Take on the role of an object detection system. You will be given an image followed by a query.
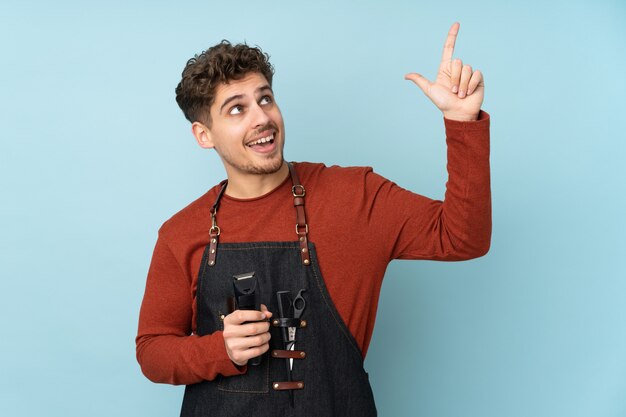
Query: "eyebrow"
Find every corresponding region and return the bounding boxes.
[219,84,274,113]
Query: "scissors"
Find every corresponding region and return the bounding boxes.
[286,289,306,370]
[275,289,306,407]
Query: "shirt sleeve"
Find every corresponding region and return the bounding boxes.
[367,110,491,261]
[135,234,246,385]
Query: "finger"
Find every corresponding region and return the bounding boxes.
[225,332,270,366]
[224,321,270,339]
[440,22,460,67]
[249,332,271,348]
[228,331,272,351]
[467,70,483,95]
[458,64,472,98]
[404,73,431,95]
[450,59,462,93]
[239,343,270,362]
[260,304,273,318]
[226,333,271,366]
[224,309,267,325]
[242,320,270,336]
[229,344,267,366]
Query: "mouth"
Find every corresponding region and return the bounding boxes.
[246,131,277,154]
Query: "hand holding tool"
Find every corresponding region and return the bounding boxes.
[233,272,263,366]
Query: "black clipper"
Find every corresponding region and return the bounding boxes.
[232,272,262,366]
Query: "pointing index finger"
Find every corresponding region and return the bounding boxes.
[440,22,460,66]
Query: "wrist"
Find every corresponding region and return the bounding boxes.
[443,111,479,122]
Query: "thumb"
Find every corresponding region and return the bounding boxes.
[260,303,273,318]
[404,73,431,95]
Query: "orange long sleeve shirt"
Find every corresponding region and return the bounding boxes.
[136,111,491,385]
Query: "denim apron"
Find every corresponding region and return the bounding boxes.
[180,163,377,416]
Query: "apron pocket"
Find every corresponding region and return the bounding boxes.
[217,351,270,394]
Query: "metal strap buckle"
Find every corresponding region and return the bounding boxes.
[292,185,306,197]
[295,223,308,235]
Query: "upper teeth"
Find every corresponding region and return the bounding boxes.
[248,134,274,146]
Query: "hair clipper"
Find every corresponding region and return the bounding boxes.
[232,272,262,366]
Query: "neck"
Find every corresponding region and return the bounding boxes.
[224,162,290,199]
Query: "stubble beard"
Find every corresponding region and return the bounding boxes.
[218,138,285,176]
[239,154,285,175]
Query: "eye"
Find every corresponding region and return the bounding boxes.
[228,105,244,115]
[260,95,273,105]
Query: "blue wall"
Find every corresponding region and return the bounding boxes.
[1,1,625,416]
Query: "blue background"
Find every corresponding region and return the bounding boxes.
[1,1,625,416]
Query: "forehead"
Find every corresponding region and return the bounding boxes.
[214,72,271,102]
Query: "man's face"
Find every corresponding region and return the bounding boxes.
[198,72,285,178]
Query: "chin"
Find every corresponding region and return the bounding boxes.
[235,156,284,176]
[254,158,285,175]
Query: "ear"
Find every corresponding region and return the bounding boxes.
[191,121,214,149]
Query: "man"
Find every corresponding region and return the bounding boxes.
[137,22,490,416]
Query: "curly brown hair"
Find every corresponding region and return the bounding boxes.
[175,41,274,126]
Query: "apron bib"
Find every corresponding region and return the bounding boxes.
[180,163,377,417]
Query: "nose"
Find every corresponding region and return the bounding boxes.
[250,101,271,128]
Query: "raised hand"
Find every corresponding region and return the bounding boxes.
[405,22,484,121]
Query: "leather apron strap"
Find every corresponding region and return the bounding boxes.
[288,162,311,265]
[207,162,311,267]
